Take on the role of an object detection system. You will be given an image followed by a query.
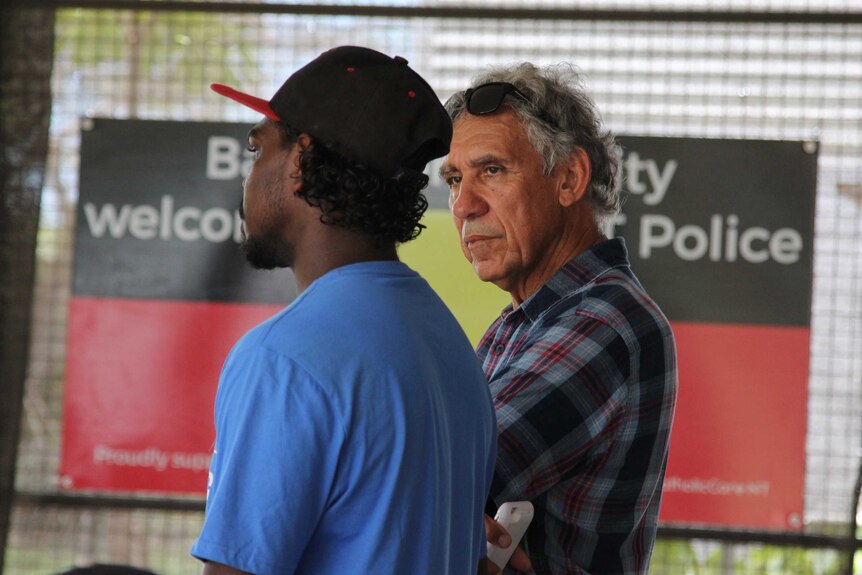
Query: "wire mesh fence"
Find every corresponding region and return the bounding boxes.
[2,1,861,574]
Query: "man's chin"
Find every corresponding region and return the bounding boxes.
[471,261,504,285]
[241,236,292,270]
[245,253,279,270]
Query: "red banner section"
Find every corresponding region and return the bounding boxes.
[660,321,810,529]
[61,297,280,494]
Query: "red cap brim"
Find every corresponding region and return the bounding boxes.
[210,83,280,121]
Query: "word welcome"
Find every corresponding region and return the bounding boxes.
[82,195,243,243]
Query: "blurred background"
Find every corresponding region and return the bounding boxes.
[1,1,861,574]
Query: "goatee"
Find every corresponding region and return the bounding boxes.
[241,226,293,270]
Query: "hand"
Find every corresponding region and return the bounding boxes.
[483,513,532,574]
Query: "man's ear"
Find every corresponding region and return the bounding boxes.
[558,147,591,207]
[294,133,312,168]
[288,133,313,181]
[296,133,312,152]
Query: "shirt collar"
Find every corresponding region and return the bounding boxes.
[507,237,631,323]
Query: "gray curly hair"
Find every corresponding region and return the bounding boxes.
[444,63,621,226]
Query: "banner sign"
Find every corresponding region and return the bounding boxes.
[62,119,295,494]
[62,120,816,531]
[611,136,816,530]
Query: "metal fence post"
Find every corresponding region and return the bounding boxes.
[0,4,55,573]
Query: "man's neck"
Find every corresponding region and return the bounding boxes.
[292,229,398,294]
[507,216,606,308]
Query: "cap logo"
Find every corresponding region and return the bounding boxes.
[408,90,416,98]
[346,67,355,73]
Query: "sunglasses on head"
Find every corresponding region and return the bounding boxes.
[464,82,532,115]
[463,82,556,128]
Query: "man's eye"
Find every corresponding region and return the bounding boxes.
[445,176,461,188]
[484,166,501,176]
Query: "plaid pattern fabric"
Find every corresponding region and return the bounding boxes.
[479,238,677,575]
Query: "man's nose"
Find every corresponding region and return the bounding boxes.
[450,178,488,221]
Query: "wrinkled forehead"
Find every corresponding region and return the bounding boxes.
[445,112,534,165]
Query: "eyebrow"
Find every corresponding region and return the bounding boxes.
[439,153,506,178]
[439,163,457,178]
[470,153,506,166]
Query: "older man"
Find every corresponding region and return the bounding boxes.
[441,65,678,575]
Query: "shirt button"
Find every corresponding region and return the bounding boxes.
[494,344,505,355]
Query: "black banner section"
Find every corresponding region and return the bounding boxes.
[74,119,296,304]
[74,122,817,325]
[611,136,817,326]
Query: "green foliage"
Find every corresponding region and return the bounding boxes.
[56,8,255,91]
[740,545,843,575]
[651,539,846,575]
[651,539,704,574]
[3,547,78,575]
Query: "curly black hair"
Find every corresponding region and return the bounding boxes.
[276,121,429,246]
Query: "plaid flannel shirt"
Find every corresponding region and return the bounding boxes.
[479,238,677,575]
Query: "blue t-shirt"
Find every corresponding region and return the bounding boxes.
[191,261,497,574]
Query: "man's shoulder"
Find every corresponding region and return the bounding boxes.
[528,239,648,324]
[230,304,306,352]
[541,268,647,321]
[582,267,657,313]
[524,268,673,362]
[221,302,338,392]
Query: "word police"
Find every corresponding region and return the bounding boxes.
[629,214,801,264]
[610,151,804,265]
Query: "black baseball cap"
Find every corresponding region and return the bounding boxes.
[211,45,452,179]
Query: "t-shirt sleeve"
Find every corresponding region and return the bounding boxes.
[191,346,345,575]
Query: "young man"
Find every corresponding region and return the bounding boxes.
[192,46,497,575]
[441,65,678,574]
